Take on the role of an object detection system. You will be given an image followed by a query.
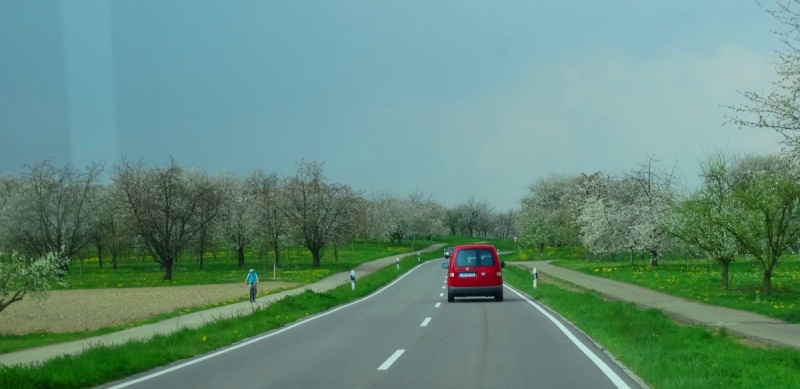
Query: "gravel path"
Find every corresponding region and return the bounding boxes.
[0,282,296,335]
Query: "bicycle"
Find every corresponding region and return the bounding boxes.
[248,282,258,303]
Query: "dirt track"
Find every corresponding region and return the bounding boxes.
[0,282,296,335]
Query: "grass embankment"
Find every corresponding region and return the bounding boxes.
[0,251,444,389]
[503,266,800,389]
[556,258,800,323]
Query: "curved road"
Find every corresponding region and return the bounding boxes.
[100,259,644,389]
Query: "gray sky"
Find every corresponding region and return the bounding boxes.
[0,0,788,210]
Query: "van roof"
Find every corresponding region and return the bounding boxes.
[454,244,496,250]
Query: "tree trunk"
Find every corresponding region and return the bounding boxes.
[97,245,103,269]
[112,252,117,270]
[163,261,173,280]
[198,235,205,269]
[274,246,280,267]
[629,249,634,265]
[763,268,773,297]
[334,243,339,262]
[538,242,544,255]
[649,250,658,267]
[720,260,729,289]
[237,246,245,269]
[311,247,321,268]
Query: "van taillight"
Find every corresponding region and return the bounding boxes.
[449,272,454,277]
[496,272,502,277]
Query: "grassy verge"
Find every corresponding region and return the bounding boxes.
[555,258,800,323]
[0,251,443,389]
[503,265,800,389]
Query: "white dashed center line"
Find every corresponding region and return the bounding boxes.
[441,285,445,289]
[377,350,405,371]
[421,317,431,327]
[435,302,441,307]
[439,293,444,297]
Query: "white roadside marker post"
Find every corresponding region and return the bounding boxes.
[418,253,420,262]
[350,270,356,290]
[533,268,538,289]
[396,258,400,270]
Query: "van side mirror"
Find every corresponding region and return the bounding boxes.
[442,262,449,269]
[501,261,505,269]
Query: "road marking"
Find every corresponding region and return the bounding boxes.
[377,349,405,370]
[106,260,437,388]
[505,285,631,389]
[439,292,444,297]
[421,317,431,326]
[441,285,445,289]
[435,302,441,307]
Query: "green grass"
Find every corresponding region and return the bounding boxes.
[0,250,444,389]
[503,266,800,389]
[59,240,441,289]
[555,257,800,323]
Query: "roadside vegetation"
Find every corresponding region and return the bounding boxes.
[0,250,444,389]
[504,266,800,389]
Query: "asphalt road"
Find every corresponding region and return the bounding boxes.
[100,259,644,389]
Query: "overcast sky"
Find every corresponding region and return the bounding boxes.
[0,0,789,210]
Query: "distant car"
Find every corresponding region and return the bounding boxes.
[442,244,505,302]
[443,246,455,259]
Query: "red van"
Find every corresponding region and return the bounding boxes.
[442,244,505,302]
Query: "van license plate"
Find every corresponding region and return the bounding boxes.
[458,272,476,278]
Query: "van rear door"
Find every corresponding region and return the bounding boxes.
[476,248,502,286]
[450,248,481,288]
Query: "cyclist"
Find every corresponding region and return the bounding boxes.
[245,269,259,303]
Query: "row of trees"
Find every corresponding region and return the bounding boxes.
[514,152,800,297]
[0,158,519,313]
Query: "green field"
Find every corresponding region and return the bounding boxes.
[503,266,800,389]
[555,257,800,323]
[59,240,437,289]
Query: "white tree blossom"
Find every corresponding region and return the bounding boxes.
[0,252,66,314]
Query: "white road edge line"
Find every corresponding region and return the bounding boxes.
[505,285,631,389]
[421,317,431,327]
[377,349,405,370]
[435,302,441,308]
[107,260,436,389]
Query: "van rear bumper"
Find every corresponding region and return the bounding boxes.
[448,285,503,297]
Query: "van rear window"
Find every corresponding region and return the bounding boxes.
[455,249,495,267]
